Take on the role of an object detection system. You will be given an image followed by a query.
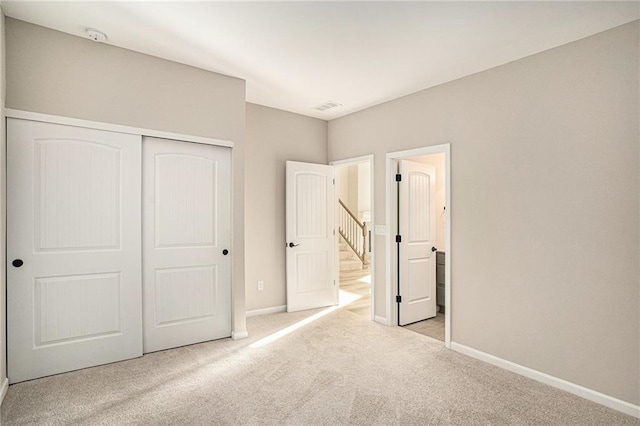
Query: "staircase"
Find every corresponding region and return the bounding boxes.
[338,198,369,271]
[339,235,368,271]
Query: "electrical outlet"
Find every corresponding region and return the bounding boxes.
[257,280,264,291]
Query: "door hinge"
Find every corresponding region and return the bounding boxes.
[396,235,402,243]
[395,174,402,182]
[396,295,402,303]
[334,280,336,286]
[333,229,335,236]
[333,178,335,185]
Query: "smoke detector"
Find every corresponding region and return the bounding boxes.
[312,100,343,112]
[86,29,107,43]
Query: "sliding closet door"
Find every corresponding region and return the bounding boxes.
[142,137,231,353]
[7,119,142,383]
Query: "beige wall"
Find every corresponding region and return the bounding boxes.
[347,165,359,214]
[5,19,248,335]
[357,162,371,221]
[245,103,327,311]
[337,164,359,215]
[337,165,350,206]
[328,21,639,405]
[337,162,372,223]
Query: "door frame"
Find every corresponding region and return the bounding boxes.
[5,109,233,148]
[329,154,375,321]
[385,144,451,348]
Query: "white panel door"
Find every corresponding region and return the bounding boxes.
[7,118,142,383]
[399,160,437,326]
[143,137,231,353]
[286,161,336,312]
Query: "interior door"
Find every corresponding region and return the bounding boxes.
[142,137,231,353]
[7,118,142,383]
[286,161,336,312]
[398,160,437,326]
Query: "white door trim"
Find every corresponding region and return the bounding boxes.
[0,377,8,406]
[5,109,234,148]
[330,154,375,322]
[385,144,451,347]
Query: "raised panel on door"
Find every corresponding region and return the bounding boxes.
[154,266,218,326]
[399,160,437,326]
[155,153,217,248]
[34,273,122,347]
[286,161,336,313]
[143,137,231,353]
[7,118,142,383]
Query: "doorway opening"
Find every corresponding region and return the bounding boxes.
[386,145,451,347]
[331,155,374,321]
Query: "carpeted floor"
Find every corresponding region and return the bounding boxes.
[1,300,637,425]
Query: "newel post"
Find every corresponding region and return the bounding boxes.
[362,222,368,265]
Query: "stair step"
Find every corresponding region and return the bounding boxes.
[340,259,363,271]
[340,250,359,260]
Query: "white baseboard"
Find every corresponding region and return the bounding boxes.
[246,305,287,318]
[231,330,248,340]
[0,377,8,406]
[374,315,389,325]
[450,342,640,419]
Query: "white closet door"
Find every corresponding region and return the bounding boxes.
[142,137,231,353]
[7,118,142,383]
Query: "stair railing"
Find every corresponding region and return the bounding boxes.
[338,199,368,265]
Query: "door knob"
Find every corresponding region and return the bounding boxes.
[288,242,299,248]
[431,247,437,252]
[222,249,229,255]
[12,259,23,268]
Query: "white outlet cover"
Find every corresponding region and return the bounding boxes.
[374,225,386,235]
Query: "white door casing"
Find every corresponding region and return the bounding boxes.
[286,161,337,312]
[7,119,142,383]
[398,160,437,326]
[142,137,231,353]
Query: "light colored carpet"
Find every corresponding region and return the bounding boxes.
[1,303,637,425]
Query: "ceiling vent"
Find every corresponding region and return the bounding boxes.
[312,100,343,112]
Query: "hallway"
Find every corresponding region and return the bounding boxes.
[338,268,371,318]
[340,266,445,342]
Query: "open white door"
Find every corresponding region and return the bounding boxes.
[286,161,337,312]
[142,137,231,353]
[7,119,142,383]
[398,160,437,326]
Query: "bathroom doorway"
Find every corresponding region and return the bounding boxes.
[386,144,451,346]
